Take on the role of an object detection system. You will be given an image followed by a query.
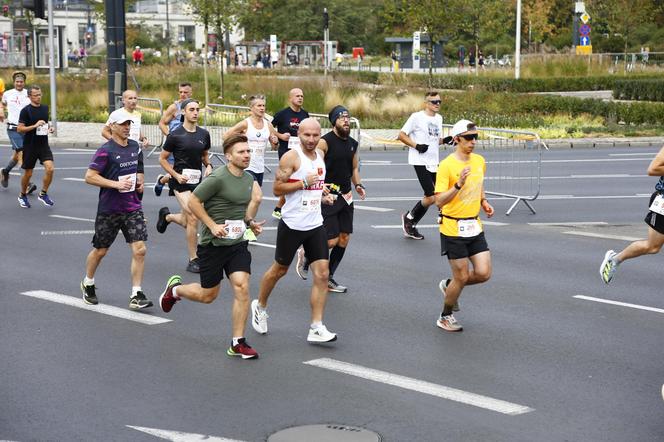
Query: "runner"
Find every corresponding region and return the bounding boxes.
[399,91,444,240]
[223,94,279,186]
[101,89,149,148]
[80,116,153,310]
[156,99,212,273]
[295,105,366,294]
[17,85,55,208]
[158,134,265,359]
[250,118,337,343]
[434,119,494,332]
[0,71,36,193]
[270,88,309,218]
[154,82,193,196]
[600,145,664,284]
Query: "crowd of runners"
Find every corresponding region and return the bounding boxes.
[3,73,664,360]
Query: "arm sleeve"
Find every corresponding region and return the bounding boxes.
[192,173,217,203]
[162,132,175,152]
[271,111,282,130]
[204,130,211,150]
[137,149,145,174]
[18,107,29,125]
[401,113,415,135]
[434,160,450,194]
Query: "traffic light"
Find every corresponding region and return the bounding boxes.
[22,0,45,20]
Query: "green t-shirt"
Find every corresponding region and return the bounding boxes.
[193,166,254,247]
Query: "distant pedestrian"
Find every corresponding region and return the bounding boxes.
[132,46,144,67]
[102,89,148,148]
[600,145,664,284]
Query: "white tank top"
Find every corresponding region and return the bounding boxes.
[246,117,270,174]
[282,148,326,231]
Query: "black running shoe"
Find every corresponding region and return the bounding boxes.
[154,174,165,197]
[156,207,170,233]
[401,212,424,240]
[186,258,201,273]
[26,182,37,195]
[0,168,8,188]
[81,281,98,305]
[129,291,153,310]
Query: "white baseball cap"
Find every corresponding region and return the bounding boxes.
[443,119,477,145]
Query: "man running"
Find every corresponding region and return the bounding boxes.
[158,134,265,359]
[270,88,309,218]
[80,116,153,310]
[156,99,212,273]
[434,119,493,332]
[399,91,444,240]
[251,118,337,343]
[600,145,664,284]
[223,94,278,186]
[0,71,35,193]
[17,85,55,208]
[295,105,366,293]
[102,89,149,148]
[155,82,193,196]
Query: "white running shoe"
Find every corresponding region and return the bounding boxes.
[295,247,308,280]
[599,250,618,284]
[251,299,269,334]
[307,324,337,343]
[436,314,463,332]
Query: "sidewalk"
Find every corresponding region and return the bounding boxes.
[1,122,662,151]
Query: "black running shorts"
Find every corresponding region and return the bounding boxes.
[22,146,54,170]
[168,178,198,196]
[413,165,436,197]
[440,231,489,260]
[645,191,664,235]
[197,241,252,289]
[275,220,328,266]
[322,196,354,239]
[92,210,148,249]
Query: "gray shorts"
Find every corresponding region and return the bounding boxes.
[92,210,148,249]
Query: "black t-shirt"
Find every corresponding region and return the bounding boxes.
[163,125,211,173]
[322,131,358,194]
[19,104,49,150]
[271,107,309,151]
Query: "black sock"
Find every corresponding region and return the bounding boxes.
[5,159,17,172]
[410,201,430,224]
[273,206,281,213]
[329,246,346,277]
[442,304,454,316]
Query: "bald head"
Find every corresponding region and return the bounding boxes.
[122,89,138,111]
[298,117,321,152]
[288,88,304,110]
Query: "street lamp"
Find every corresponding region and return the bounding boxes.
[515,0,521,79]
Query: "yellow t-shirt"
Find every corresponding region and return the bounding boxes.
[0,78,5,96]
[435,152,486,236]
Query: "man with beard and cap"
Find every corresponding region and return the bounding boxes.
[295,105,366,294]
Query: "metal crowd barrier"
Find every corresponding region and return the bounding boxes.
[114,96,164,158]
[441,125,544,215]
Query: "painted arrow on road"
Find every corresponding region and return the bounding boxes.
[126,425,246,442]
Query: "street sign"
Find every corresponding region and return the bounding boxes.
[580,36,590,46]
[579,24,591,36]
[580,12,590,24]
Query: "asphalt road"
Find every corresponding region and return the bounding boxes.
[2,145,663,441]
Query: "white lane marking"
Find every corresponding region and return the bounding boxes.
[569,174,631,178]
[41,230,94,235]
[62,177,86,182]
[48,165,161,171]
[64,148,97,152]
[372,221,508,229]
[49,214,95,222]
[529,222,608,226]
[609,153,653,157]
[249,242,276,249]
[574,295,664,314]
[304,358,534,416]
[361,160,393,164]
[562,231,640,241]
[20,290,171,325]
[126,425,245,442]
[539,195,645,200]
[354,205,393,212]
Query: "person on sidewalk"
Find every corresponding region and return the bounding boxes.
[434,119,494,332]
[17,85,55,208]
[102,89,149,148]
[399,91,444,240]
[270,88,309,219]
[156,99,212,274]
[0,71,36,193]
[158,134,265,359]
[223,94,279,187]
[295,105,366,294]
[600,145,664,284]
[81,117,153,310]
[251,118,337,343]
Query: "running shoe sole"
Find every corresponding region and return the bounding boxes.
[307,331,338,343]
[436,319,463,332]
[226,347,259,359]
[129,299,154,310]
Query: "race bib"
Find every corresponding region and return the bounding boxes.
[182,168,201,184]
[248,140,266,158]
[649,194,664,216]
[301,190,322,212]
[118,173,136,193]
[288,137,301,150]
[224,220,246,240]
[342,191,353,205]
[457,218,481,238]
[36,124,49,136]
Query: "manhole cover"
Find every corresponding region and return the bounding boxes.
[268,424,382,442]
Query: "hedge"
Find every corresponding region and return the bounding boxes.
[613,79,664,102]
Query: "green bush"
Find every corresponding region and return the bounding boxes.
[613,79,664,102]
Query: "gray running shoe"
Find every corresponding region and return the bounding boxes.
[328,278,347,293]
[186,258,200,273]
[129,291,153,310]
[81,281,98,305]
[0,168,8,188]
[600,250,618,284]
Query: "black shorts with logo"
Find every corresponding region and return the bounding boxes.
[168,178,198,196]
[322,196,354,239]
[22,145,54,170]
[92,209,148,249]
[413,165,436,197]
[275,220,328,266]
[197,241,252,289]
[645,191,664,235]
[440,231,489,260]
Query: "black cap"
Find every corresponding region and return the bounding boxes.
[328,105,349,126]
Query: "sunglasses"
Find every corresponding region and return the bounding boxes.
[458,133,478,141]
[427,100,442,105]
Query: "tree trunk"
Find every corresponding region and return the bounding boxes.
[428,38,433,88]
[203,20,210,106]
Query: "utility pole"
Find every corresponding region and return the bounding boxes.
[515,0,522,79]
[165,0,170,63]
[323,7,329,76]
[47,0,57,135]
[105,0,127,113]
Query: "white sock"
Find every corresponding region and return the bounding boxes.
[406,212,414,220]
[131,286,142,297]
[172,286,180,299]
[83,276,94,286]
[311,321,323,330]
[232,337,244,346]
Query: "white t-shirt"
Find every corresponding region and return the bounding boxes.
[401,110,443,172]
[105,108,142,143]
[3,89,30,126]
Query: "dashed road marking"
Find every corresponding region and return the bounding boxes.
[574,295,664,314]
[562,231,640,241]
